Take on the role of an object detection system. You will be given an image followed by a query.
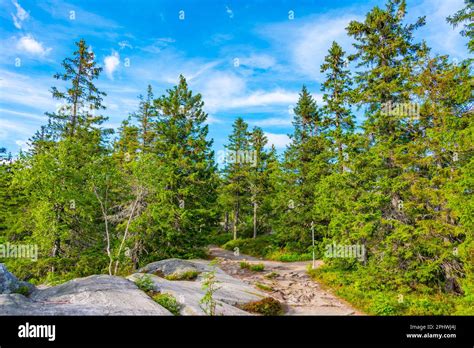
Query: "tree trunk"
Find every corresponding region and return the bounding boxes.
[114,189,141,275]
[233,204,239,240]
[224,212,229,233]
[253,201,257,239]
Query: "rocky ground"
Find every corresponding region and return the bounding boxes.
[0,248,360,316]
[208,246,360,315]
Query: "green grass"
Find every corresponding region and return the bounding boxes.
[307,265,472,315]
[265,272,278,279]
[240,261,265,272]
[134,275,155,293]
[13,285,31,296]
[165,270,200,281]
[152,293,181,316]
[223,236,277,258]
[267,250,313,262]
[223,237,312,262]
[250,264,265,272]
[255,282,273,292]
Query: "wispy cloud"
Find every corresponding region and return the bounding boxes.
[260,13,362,81]
[250,116,292,127]
[0,69,55,111]
[37,0,120,29]
[226,5,234,19]
[410,0,468,59]
[11,0,29,29]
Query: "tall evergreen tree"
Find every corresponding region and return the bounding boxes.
[133,75,218,259]
[220,118,252,240]
[131,85,157,153]
[249,127,268,238]
[320,41,354,173]
[46,39,108,138]
[279,86,329,251]
[447,0,474,54]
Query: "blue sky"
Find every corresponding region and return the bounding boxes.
[0,0,470,156]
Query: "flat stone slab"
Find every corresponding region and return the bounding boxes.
[130,259,267,315]
[0,275,171,316]
[0,263,35,295]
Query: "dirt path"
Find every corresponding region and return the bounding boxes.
[208,246,362,315]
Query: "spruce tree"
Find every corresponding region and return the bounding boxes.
[46,39,108,138]
[447,0,474,54]
[220,117,252,240]
[320,41,354,173]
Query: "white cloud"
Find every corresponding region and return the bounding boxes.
[264,132,290,149]
[0,119,35,139]
[226,6,234,19]
[198,72,298,112]
[104,51,120,80]
[410,0,469,59]
[0,69,55,111]
[15,139,31,152]
[250,116,292,127]
[11,0,29,29]
[260,13,363,81]
[227,89,298,109]
[0,108,46,121]
[240,54,276,70]
[140,38,176,54]
[16,35,52,56]
[118,41,133,50]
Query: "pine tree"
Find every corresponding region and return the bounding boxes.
[46,39,108,138]
[279,86,329,251]
[131,85,157,153]
[249,127,268,238]
[447,0,474,54]
[220,117,252,240]
[135,75,218,259]
[320,41,354,173]
[344,0,427,264]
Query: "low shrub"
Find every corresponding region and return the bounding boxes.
[134,275,155,293]
[152,293,181,316]
[250,263,265,272]
[165,270,200,281]
[265,272,278,279]
[239,262,264,272]
[240,297,283,316]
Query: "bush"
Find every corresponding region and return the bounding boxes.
[134,275,155,293]
[207,232,233,246]
[239,262,264,271]
[250,263,265,272]
[223,236,277,258]
[165,270,200,281]
[240,261,250,269]
[265,272,278,279]
[13,285,31,296]
[268,251,313,262]
[240,297,283,316]
[152,293,181,315]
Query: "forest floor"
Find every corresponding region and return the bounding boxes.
[208,246,363,315]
